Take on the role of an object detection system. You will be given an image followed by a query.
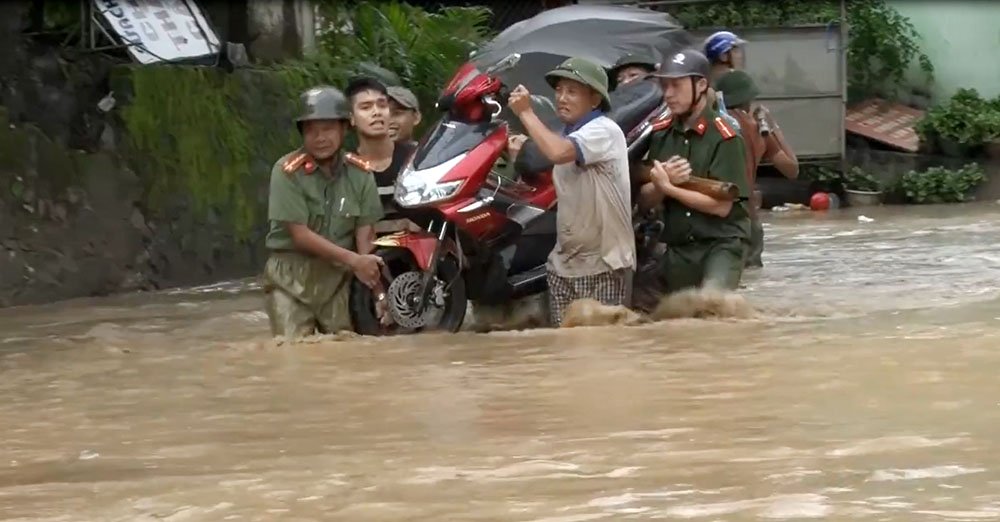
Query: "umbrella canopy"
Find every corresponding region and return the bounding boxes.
[472,4,692,100]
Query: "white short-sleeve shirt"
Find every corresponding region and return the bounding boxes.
[547,115,636,277]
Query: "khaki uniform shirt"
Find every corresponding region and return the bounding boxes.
[264,151,384,308]
[646,105,751,245]
[548,114,636,278]
[266,151,384,251]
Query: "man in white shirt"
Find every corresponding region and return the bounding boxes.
[508,57,636,326]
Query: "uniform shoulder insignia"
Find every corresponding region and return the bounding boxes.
[713,117,737,140]
[281,151,317,175]
[345,152,374,172]
[651,116,673,132]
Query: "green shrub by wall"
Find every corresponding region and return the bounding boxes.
[113,1,492,239]
[116,66,300,237]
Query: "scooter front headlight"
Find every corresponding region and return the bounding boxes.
[393,153,469,208]
[395,178,464,207]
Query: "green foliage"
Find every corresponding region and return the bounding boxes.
[667,0,839,29]
[314,1,493,133]
[846,1,933,100]
[899,163,986,204]
[41,3,79,31]
[121,67,255,235]
[800,164,843,184]
[119,1,493,237]
[120,67,301,236]
[667,0,933,100]
[915,89,1000,147]
[843,166,882,192]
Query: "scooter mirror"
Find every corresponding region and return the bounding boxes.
[486,53,522,75]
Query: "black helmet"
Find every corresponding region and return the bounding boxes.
[295,86,349,132]
[652,48,711,80]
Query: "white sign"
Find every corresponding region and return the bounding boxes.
[93,0,221,64]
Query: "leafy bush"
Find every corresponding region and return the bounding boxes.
[844,166,883,192]
[899,163,986,204]
[915,89,1000,147]
[311,1,493,133]
[799,164,844,191]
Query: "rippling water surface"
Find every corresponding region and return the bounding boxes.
[2,204,1000,521]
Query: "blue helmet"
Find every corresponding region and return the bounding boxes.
[703,31,747,63]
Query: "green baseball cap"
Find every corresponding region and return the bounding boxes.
[387,86,420,111]
[545,56,611,111]
[714,70,760,108]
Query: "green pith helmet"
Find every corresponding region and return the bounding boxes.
[714,70,760,108]
[652,48,711,80]
[608,52,658,90]
[610,52,658,75]
[545,56,612,111]
[295,86,349,131]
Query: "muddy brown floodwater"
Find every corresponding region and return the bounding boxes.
[2,204,1000,521]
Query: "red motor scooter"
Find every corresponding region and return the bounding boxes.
[349,54,669,335]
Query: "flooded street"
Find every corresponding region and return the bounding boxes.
[2,203,1000,521]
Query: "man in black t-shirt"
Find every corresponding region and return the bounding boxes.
[346,75,419,233]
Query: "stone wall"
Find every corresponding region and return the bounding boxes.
[0,3,296,308]
[0,103,266,307]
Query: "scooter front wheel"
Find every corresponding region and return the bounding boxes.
[349,248,467,336]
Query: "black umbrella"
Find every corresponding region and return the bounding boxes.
[472,4,693,100]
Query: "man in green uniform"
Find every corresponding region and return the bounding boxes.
[263,86,387,338]
[714,70,799,268]
[636,49,750,293]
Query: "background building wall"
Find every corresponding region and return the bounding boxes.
[888,0,1000,101]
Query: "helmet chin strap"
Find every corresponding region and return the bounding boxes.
[676,77,705,121]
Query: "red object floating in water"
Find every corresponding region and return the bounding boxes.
[810,192,831,211]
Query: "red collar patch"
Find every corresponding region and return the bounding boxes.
[692,117,708,136]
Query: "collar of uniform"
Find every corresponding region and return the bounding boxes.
[331,152,349,177]
[670,103,715,136]
[313,152,343,178]
[562,109,604,136]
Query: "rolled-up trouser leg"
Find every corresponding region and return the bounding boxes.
[548,269,633,326]
[703,239,747,291]
[546,270,576,327]
[315,283,353,334]
[265,285,317,339]
[660,244,704,295]
[744,216,764,268]
[661,239,747,294]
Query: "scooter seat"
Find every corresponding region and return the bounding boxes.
[513,139,553,179]
[607,78,664,135]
